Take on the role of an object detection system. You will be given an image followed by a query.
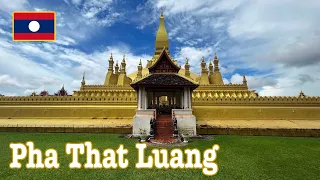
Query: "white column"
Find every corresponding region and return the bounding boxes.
[144,89,148,110]
[138,87,142,110]
[187,88,190,109]
[141,87,145,110]
[188,88,192,109]
[180,91,184,108]
[184,88,188,109]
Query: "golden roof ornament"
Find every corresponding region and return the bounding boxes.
[108,53,114,72]
[209,59,213,74]
[154,9,169,56]
[214,53,220,71]
[122,55,126,63]
[299,90,306,97]
[243,75,247,86]
[81,72,85,85]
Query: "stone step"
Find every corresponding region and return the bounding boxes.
[153,115,177,143]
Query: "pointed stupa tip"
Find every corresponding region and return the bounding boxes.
[201,56,205,62]
[214,52,218,59]
[154,6,169,55]
[243,75,247,82]
[186,58,189,64]
[299,90,305,96]
[139,59,142,65]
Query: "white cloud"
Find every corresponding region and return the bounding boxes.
[0,18,8,26]
[0,32,150,95]
[0,74,30,88]
[259,64,320,96]
[55,36,76,46]
[220,64,235,74]
[223,78,229,84]
[0,0,319,97]
[0,0,29,13]
[63,0,70,5]
[230,73,277,90]
[71,0,82,6]
[0,28,11,37]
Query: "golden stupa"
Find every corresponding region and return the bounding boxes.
[0,12,319,136]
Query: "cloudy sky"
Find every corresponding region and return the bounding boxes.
[0,0,319,96]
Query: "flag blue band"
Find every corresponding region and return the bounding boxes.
[14,20,54,33]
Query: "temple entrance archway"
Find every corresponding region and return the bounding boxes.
[146,88,183,115]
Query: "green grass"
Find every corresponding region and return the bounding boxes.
[0,132,319,180]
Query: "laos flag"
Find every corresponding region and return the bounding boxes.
[13,12,56,41]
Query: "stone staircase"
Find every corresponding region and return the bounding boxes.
[150,114,178,143]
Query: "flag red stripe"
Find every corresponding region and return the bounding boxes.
[13,33,55,40]
[14,12,55,20]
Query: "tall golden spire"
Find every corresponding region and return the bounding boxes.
[108,53,114,72]
[137,59,143,79]
[243,75,247,86]
[115,60,119,75]
[201,57,207,74]
[209,60,213,75]
[214,53,220,72]
[209,53,224,85]
[81,72,85,86]
[81,72,85,90]
[155,9,169,56]
[185,58,190,78]
[120,55,126,74]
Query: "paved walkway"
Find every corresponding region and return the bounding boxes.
[0,119,319,129]
[198,120,320,129]
[0,118,132,127]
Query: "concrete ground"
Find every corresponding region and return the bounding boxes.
[0,119,319,129]
[0,118,132,127]
[197,120,320,129]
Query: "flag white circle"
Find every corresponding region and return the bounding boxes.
[28,21,40,32]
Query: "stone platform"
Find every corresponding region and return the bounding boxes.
[0,119,319,137]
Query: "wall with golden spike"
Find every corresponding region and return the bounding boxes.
[1,90,319,120]
[1,11,319,124]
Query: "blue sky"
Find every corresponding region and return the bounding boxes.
[0,0,320,96]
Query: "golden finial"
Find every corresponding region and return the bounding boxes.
[155,6,169,56]
[243,75,247,86]
[160,8,163,17]
[201,56,205,62]
[186,58,189,64]
[81,72,85,85]
[299,90,305,97]
[139,59,142,65]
